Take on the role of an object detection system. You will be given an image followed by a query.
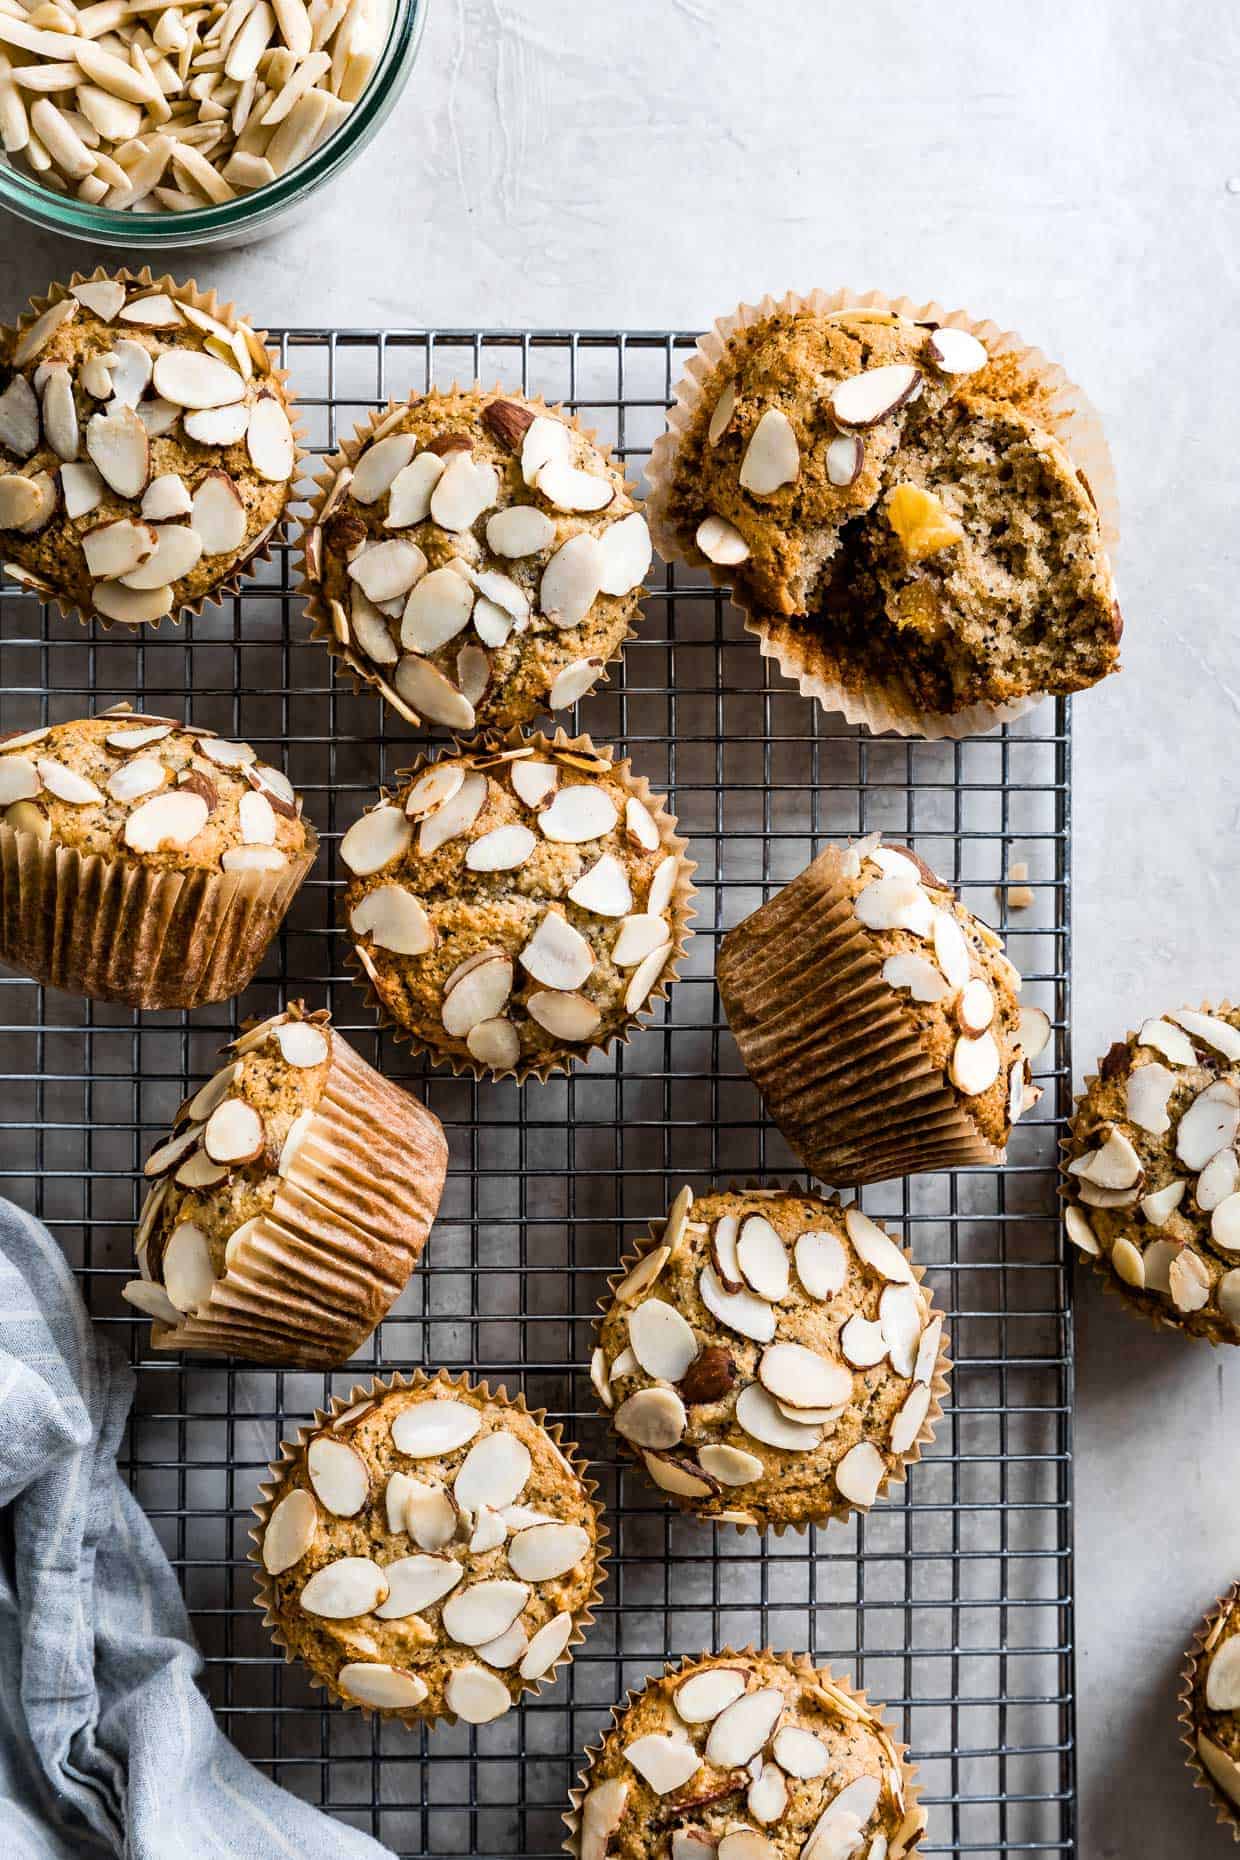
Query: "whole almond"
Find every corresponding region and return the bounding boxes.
[481,399,536,450]
[678,1345,737,1405]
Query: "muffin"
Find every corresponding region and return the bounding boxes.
[1181,1583,1240,1838]
[646,291,1119,733]
[591,1185,949,1532]
[0,268,299,625]
[717,833,1045,1186]
[122,1002,448,1367]
[341,730,694,1080]
[0,704,316,1008]
[254,1372,605,1727]
[567,1649,925,1860]
[1063,1005,1240,1342]
[298,388,652,732]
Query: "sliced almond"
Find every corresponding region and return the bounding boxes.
[307,1434,369,1516]
[538,783,617,844]
[624,943,671,1014]
[540,531,604,628]
[394,654,477,729]
[882,951,948,1003]
[400,564,473,651]
[385,451,445,527]
[950,1031,1001,1096]
[698,1443,763,1486]
[835,1440,886,1508]
[1123,1060,1177,1137]
[1111,1235,1146,1288]
[1168,1247,1211,1312]
[299,1555,388,1619]
[734,1381,821,1451]
[390,1398,480,1458]
[0,375,41,458]
[1177,1080,1240,1169]
[445,1664,512,1724]
[121,1279,181,1326]
[1138,1179,1186,1226]
[597,510,652,594]
[191,470,247,555]
[580,1778,630,1860]
[520,909,594,990]
[182,402,249,447]
[1207,1638,1240,1711]
[353,431,418,504]
[957,977,995,1034]
[349,538,427,606]
[86,405,149,498]
[739,407,799,494]
[643,1452,716,1499]
[771,1725,829,1778]
[143,1123,203,1178]
[262,1486,318,1574]
[1212,1192,1240,1255]
[441,1577,530,1647]
[674,1666,747,1723]
[844,1207,916,1284]
[614,1385,687,1449]
[507,1521,589,1582]
[350,884,434,955]
[1170,1007,1240,1061]
[794,1228,847,1300]
[624,1733,702,1796]
[548,655,604,710]
[568,851,631,917]
[831,363,922,427]
[699,1263,775,1343]
[628,1296,698,1381]
[1137,1017,1197,1067]
[176,1151,228,1190]
[704,1685,783,1768]
[484,503,555,558]
[373,1552,462,1618]
[696,512,749,564]
[152,348,245,410]
[338,1662,429,1710]
[614,1245,671,1304]
[400,1479,457,1551]
[735,1214,789,1301]
[203,1096,265,1164]
[535,458,614,513]
[429,451,498,531]
[120,788,208,852]
[161,1221,215,1313]
[443,954,513,1037]
[340,803,412,877]
[0,757,42,806]
[418,767,487,854]
[748,1761,787,1825]
[106,756,165,804]
[826,432,865,486]
[466,823,536,872]
[1068,1125,1144,1189]
[926,326,988,373]
[879,1282,923,1376]
[520,414,573,486]
[527,990,601,1041]
[519,1611,574,1681]
[59,460,105,520]
[760,1340,852,1409]
[405,763,465,820]
[453,1429,532,1515]
[466,1017,521,1070]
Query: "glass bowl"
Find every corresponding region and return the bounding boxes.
[0,0,427,249]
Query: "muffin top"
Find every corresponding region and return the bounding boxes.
[1192,1590,1240,1807]
[0,708,312,874]
[259,1379,601,1725]
[125,1003,335,1329]
[593,1188,945,1530]
[1064,1007,1240,1341]
[574,1650,923,1860]
[304,388,652,733]
[342,737,689,1075]
[662,305,1118,713]
[0,276,297,624]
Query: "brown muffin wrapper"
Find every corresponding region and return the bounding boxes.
[1179,1582,1240,1840]
[1061,999,1240,1347]
[564,1645,926,1860]
[295,388,643,732]
[593,1179,951,1536]
[149,1022,448,1366]
[6,266,306,630]
[717,844,1006,1187]
[344,725,697,1084]
[0,811,317,1010]
[644,287,1120,741]
[250,1367,609,1731]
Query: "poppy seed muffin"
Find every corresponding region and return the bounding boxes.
[0,705,315,1007]
[592,1186,948,1531]
[569,1649,925,1860]
[255,1373,604,1727]
[1063,1006,1240,1342]
[718,833,1046,1185]
[0,270,298,625]
[341,732,694,1079]
[1182,1583,1240,1837]
[124,1002,447,1367]
[650,299,1119,723]
[300,388,652,732]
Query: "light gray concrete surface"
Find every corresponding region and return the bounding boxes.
[2,2,1238,1853]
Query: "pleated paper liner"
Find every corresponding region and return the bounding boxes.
[1060,1001,1240,1347]
[294,386,645,733]
[717,844,1005,1187]
[343,725,697,1085]
[643,286,1120,741]
[5,266,307,631]
[592,1179,951,1535]
[0,803,318,1010]
[250,1368,608,1732]
[564,1646,927,1860]
[1180,1582,1240,1840]
[148,1013,447,1367]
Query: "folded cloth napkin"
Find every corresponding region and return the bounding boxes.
[0,1196,395,1860]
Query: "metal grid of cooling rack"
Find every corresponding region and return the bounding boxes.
[0,326,1075,1859]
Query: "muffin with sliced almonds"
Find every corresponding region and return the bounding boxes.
[0,704,315,1008]
[1063,1006,1240,1342]
[298,387,651,732]
[122,1001,447,1367]
[0,269,299,626]
[1181,1582,1240,1838]
[592,1186,949,1533]
[341,731,694,1080]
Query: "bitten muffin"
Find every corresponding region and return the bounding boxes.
[1182,1583,1240,1837]
[0,270,298,625]
[255,1373,604,1727]
[717,833,1047,1185]
[1063,1006,1240,1342]
[299,388,652,732]
[651,300,1119,720]
[592,1186,948,1531]
[0,705,316,1008]
[123,1002,447,1367]
[341,732,694,1079]
[568,1649,925,1860]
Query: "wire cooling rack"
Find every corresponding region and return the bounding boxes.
[0,326,1074,1859]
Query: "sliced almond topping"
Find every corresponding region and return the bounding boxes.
[418,768,487,854]
[957,977,995,1034]
[161,1220,216,1313]
[457,642,491,707]
[520,414,573,486]
[535,458,614,513]
[59,460,104,520]
[890,1381,933,1456]
[538,783,617,844]
[548,655,604,710]
[926,326,988,373]
[739,406,799,495]
[624,943,672,1014]
[453,1429,532,1514]
[1177,1080,1240,1169]
[469,1507,506,1554]
[191,470,247,555]
[705,1685,783,1768]
[1017,1004,1053,1060]
[373,1552,462,1618]
[349,537,427,606]
[734,1381,821,1451]
[40,365,78,463]
[152,347,245,410]
[262,1486,318,1574]
[445,1665,512,1724]
[1168,1246,1211,1312]
[540,531,605,629]
[385,451,445,527]
[760,1340,853,1408]
[441,1577,530,1647]
[1137,1017,1196,1066]
[614,1245,671,1304]
[353,431,418,504]
[835,1440,886,1508]
[698,1443,763,1486]
[299,1555,388,1619]
[402,1480,457,1551]
[826,432,865,486]
[624,1733,702,1796]
[580,1778,630,1860]
[338,1662,429,1711]
[307,1434,369,1516]
[839,1312,888,1369]
[1139,1179,1186,1226]
[879,1281,923,1376]
[1123,1060,1177,1137]
[1170,1007,1240,1061]
[121,1279,181,1326]
[390,1398,480,1458]
[176,1151,228,1191]
[273,1020,328,1069]
[1212,1192,1240,1255]
[507,1521,589,1582]
[613,1385,687,1449]
[0,757,42,806]
[748,1762,788,1825]
[628,1296,698,1381]
[794,1228,847,1300]
[1111,1235,1146,1288]
[486,503,555,558]
[237,787,276,846]
[106,756,165,804]
[466,1017,521,1070]
[568,851,632,917]
[183,403,249,447]
[443,954,514,1037]
[36,758,103,805]
[350,884,434,955]
[203,1096,265,1164]
[466,823,537,872]
[519,1610,574,1681]
[394,654,477,730]
[85,404,149,499]
[803,1775,883,1859]
[598,511,652,594]
[831,363,922,427]
[1207,1638,1240,1711]
[400,563,473,652]
[405,763,465,820]
[695,511,750,565]
[642,1452,716,1498]
[914,1314,944,1384]
[844,1207,916,1284]
[699,1263,776,1343]
[0,375,39,460]
[143,1123,204,1179]
[1068,1125,1143,1189]
[950,1031,1001,1096]
[674,1665,747,1723]
[13,299,76,370]
[197,736,256,769]
[520,909,594,990]
[429,451,498,531]
[882,951,948,1003]
[735,1214,789,1301]
[340,803,412,877]
[527,990,601,1041]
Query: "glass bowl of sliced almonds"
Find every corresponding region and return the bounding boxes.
[0,0,425,245]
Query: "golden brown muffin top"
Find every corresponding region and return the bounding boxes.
[305,388,651,733]
[259,1379,601,1725]
[594,1188,945,1530]
[1064,1007,1240,1341]
[0,277,296,623]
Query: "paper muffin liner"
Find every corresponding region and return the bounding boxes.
[1180,1582,1240,1840]
[343,725,697,1084]
[250,1367,609,1731]
[717,844,1006,1186]
[592,1179,951,1535]
[644,287,1120,741]
[147,1014,448,1366]
[564,1645,927,1860]
[1060,1000,1240,1346]
[5,266,306,632]
[295,387,644,732]
[0,806,317,1011]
